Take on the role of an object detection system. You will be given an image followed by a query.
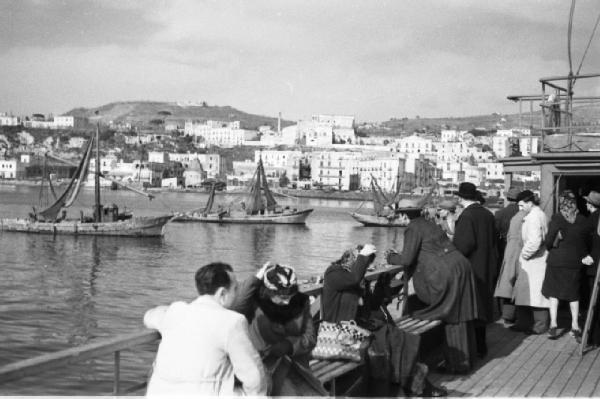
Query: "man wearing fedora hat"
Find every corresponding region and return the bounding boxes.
[453,182,499,357]
[493,187,521,324]
[583,190,600,345]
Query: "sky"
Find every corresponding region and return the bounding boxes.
[1,0,600,122]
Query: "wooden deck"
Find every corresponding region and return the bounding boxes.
[428,321,600,397]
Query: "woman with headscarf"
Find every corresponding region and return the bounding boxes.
[512,190,550,335]
[230,262,317,395]
[386,207,481,374]
[542,190,593,341]
[322,244,446,397]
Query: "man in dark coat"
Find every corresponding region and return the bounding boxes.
[584,190,600,345]
[453,182,499,357]
[494,187,521,323]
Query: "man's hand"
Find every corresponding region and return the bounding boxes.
[256,261,272,280]
[582,255,594,266]
[359,244,376,257]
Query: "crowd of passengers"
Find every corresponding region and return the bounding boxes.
[141,182,600,397]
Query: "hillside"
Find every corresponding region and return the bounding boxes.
[65,101,295,130]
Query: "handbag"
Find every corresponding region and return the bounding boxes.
[311,320,372,362]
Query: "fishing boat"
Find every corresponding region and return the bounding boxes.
[173,158,313,224]
[0,126,173,236]
[350,175,431,227]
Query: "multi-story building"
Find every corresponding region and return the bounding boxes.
[0,113,19,126]
[519,136,540,156]
[397,134,433,154]
[255,150,303,180]
[53,115,87,129]
[479,162,504,180]
[0,158,17,178]
[358,156,405,192]
[167,152,222,178]
[183,158,205,187]
[492,135,511,158]
[310,151,361,190]
[68,137,87,149]
[184,120,246,147]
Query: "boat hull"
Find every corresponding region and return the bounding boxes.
[350,208,421,227]
[173,209,313,224]
[0,215,173,237]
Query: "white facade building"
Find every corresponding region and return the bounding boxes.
[492,136,510,158]
[184,120,245,147]
[397,135,433,154]
[0,114,19,126]
[168,152,221,177]
[479,162,504,180]
[148,151,169,163]
[68,137,86,149]
[312,114,354,128]
[519,136,539,156]
[0,159,17,178]
[358,157,405,192]
[311,151,360,190]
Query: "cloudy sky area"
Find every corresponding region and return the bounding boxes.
[1,0,600,122]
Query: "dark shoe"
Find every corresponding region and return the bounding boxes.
[422,380,447,397]
[548,327,558,340]
[509,325,533,335]
[571,329,582,343]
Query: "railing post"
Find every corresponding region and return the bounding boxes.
[113,351,120,395]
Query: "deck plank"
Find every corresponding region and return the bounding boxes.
[576,345,600,397]
[496,334,552,397]
[469,333,538,397]
[559,348,599,397]
[543,345,581,396]
[447,326,523,396]
[527,350,573,397]
[480,332,547,396]
[511,350,561,397]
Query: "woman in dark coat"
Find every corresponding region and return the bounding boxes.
[387,210,481,373]
[542,190,592,341]
[322,244,446,397]
[230,263,317,395]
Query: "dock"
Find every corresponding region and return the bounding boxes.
[429,321,600,397]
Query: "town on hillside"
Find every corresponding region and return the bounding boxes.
[0,110,540,199]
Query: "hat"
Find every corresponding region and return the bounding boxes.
[454,182,479,200]
[437,199,457,212]
[515,189,535,203]
[584,190,600,207]
[505,187,520,201]
[263,264,298,297]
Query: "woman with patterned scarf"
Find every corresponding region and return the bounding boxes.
[542,190,594,341]
[230,262,318,395]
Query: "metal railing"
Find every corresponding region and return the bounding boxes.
[0,266,403,395]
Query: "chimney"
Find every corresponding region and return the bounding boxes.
[278,112,281,134]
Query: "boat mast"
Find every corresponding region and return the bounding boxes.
[94,124,101,222]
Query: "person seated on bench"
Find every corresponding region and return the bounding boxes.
[322,244,446,397]
[230,262,318,395]
[386,206,482,374]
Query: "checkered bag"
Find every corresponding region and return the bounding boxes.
[311,320,372,362]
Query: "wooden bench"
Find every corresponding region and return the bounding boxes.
[306,271,443,396]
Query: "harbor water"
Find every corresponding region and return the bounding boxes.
[0,184,405,395]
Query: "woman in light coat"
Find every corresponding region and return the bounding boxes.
[512,190,550,334]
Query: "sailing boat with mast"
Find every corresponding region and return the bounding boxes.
[173,158,313,224]
[0,125,173,236]
[350,175,431,227]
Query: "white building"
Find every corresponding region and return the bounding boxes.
[184,120,246,147]
[312,114,354,128]
[311,151,361,190]
[17,131,34,146]
[168,152,221,177]
[148,151,169,163]
[358,157,405,192]
[183,158,204,187]
[519,136,539,156]
[256,150,302,180]
[397,134,433,154]
[479,162,504,180]
[492,136,511,158]
[0,158,17,178]
[440,129,469,143]
[0,114,19,126]
[298,120,333,147]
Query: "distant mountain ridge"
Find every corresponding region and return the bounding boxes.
[65,100,600,134]
[65,101,295,130]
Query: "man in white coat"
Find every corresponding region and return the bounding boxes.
[144,262,267,396]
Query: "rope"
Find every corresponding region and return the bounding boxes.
[575,8,600,80]
[568,0,576,76]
